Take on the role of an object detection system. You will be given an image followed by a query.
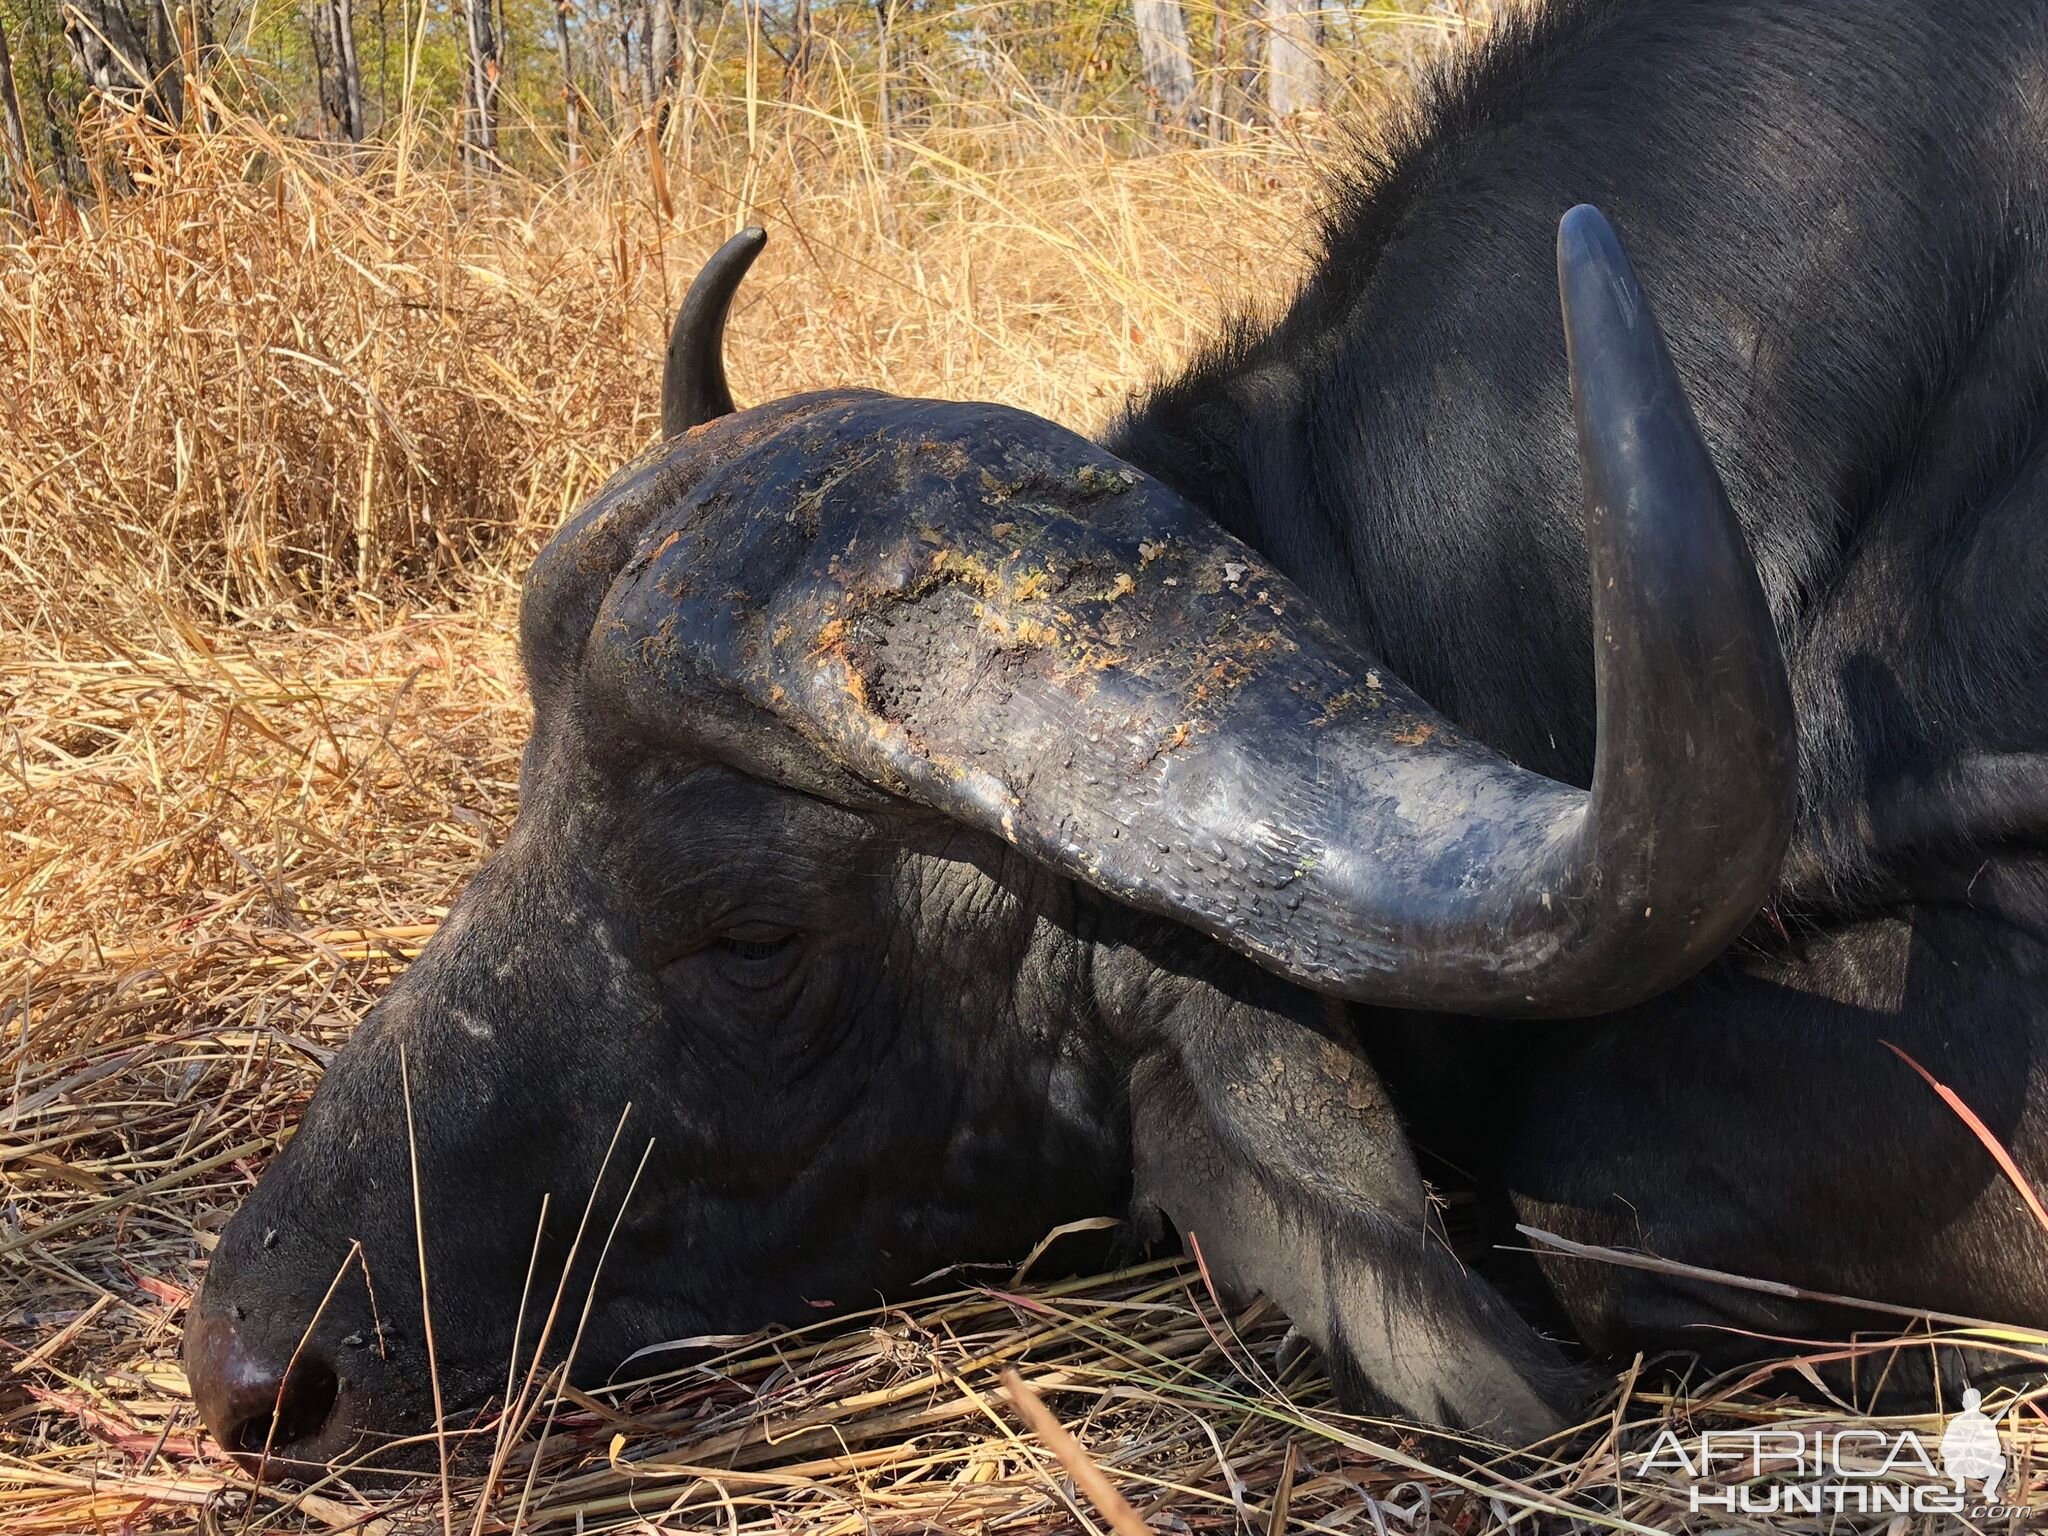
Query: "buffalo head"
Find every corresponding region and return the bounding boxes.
[186,208,1795,1467]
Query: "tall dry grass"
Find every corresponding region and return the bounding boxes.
[2,47,1326,1033]
[0,63,1320,629]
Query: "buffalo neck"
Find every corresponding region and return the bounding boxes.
[1106,0,2044,802]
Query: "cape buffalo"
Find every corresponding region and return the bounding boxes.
[187,0,2048,1468]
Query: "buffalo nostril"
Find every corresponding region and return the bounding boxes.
[224,1355,341,1457]
[188,1308,352,1471]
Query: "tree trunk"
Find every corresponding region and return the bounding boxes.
[61,0,181,123]
[374,0,388,122]
[871,0,892,171]
[637,0,654,108]
[1237,4,1261,122]
[1206,0,1229,140]
[675,0,698,166]
[460,0,499,165]
[311,0,364,140]
[647,0,675,114]
[1133,0,1197,133]
[1262,0,1319,119]
[308,0,339,132]
[613,0,633,118]
[0,14,39,227]
[332,0,364,139]
[187,0,218,68]
[63,0,166,120]
[784,0,811,99]
[171,0,215,131]
[146,0,182,121]
[554,0,579,168]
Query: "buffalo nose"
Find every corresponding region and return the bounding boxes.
[185,1308,342,1466]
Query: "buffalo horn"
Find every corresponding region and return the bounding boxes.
[590,205,1795,1016]
[661,226,766,439]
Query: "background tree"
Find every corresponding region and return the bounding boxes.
[1133,0,1196,132]
[554,0,580,164]
[63,0,180,124]
[332,0,365,139]
[644,0,673,111]
[0,10,37,222]
[784,0,810,98]
[461,0,500,162]
[1205,0,1238,139]
[309,0,365,140]
[1263,0,1319,117]
[0,0,1487,200]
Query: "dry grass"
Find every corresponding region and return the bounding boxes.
[0,58,1316,625]
[6,18,2048,1536]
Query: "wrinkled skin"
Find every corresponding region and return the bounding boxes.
[187,696,1139,1465]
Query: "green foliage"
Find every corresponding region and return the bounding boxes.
[0,0,1493,200]
[2,0,88,181]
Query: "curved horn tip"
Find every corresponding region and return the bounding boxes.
[1555,200,1707,516]
[1556,202,1623,266]
[1555,204,1650,347]
[662,226,769,440]
[1553,200,1798,1007]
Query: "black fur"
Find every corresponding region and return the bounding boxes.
[1111,0,2048,899]
[1109,0,2048,1405]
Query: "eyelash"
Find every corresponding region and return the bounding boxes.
[716,932,796,963]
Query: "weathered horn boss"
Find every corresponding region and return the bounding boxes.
[546,206,1795,1016]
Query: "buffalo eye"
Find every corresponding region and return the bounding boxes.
[654,917,807,993]
[714,924,798,964]
[681,923,805,994]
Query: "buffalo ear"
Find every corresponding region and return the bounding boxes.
[1126,967,1586,1443]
